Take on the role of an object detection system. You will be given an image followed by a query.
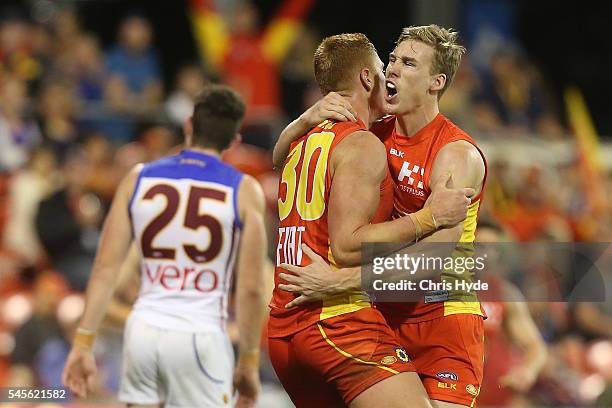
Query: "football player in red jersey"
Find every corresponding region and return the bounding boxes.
[275,25,489,408]
[268,33,474,408]
[475,221,547,406]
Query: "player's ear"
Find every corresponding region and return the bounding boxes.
[183,117,193,147]
[430,73,446,94]
[360,68,373,92]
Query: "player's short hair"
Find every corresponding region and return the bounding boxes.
[314,33,378,95]
[396,25,466,98]
[191,84,246,151]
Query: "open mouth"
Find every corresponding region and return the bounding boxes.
[385,81,397,100]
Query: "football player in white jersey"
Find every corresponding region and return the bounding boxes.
[62,85,268,408]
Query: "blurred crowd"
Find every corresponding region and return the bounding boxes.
[0,2,610,407]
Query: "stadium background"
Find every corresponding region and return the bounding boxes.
[0,0,611,406]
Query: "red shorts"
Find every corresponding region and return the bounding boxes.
[268,308,416,407]
[388,313,485,407]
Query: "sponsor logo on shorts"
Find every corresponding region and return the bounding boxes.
[436,371,459,381]
[466,384,479,396]
[424,290,449,303]
[437,382,457,390]
[380,355,397,365]
[395,348,410,362]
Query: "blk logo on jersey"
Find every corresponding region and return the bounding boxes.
[397,161,425,197]
[390,148,404,158]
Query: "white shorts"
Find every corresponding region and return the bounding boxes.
[119,315,234,407]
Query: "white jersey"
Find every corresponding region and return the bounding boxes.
[129,149,243,332]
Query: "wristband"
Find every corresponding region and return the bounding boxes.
[73,327,96,349]
[409,207,438,241]
[237,349,260,368]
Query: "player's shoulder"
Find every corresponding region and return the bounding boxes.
[332,129,386,172]
[139,153,180,175]
[304,118,372,151]
[340,129,384,150]
[237,174,265,212]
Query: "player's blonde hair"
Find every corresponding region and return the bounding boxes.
[396,25,466,98]
[314,33,378,95]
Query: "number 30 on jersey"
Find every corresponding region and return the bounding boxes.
[278,132,334,221]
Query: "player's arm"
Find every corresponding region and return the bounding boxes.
[103,243,141,326]
[62,164,142,398]
[233,175,268,406]
[419,140,485,243]
[277,140,478,306]
[328,133,474,266]
[278,146,480,307]
[272,92,356,168]
[500,283,548,392]
[327,131,409,266]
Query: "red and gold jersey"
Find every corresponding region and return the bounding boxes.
[269,119,393,337]
[372,113,487,322]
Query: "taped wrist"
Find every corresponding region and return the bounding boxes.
[238,349,260,368]
[409,207,438,241]
[73,327,96,349]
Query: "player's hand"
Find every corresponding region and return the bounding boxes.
[279,245,343,309]
[500,365,539,393]
[62,346,97,398]
[426,172,475,227]
[299,92,357,126]
[233,365,260,408]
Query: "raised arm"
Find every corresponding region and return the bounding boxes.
[272,92,357,168]
[262,0,314,64]
[62,164,141,397]
[233,175,268,407]
[190,0,230,72]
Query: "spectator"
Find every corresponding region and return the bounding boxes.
[474,49,565,137]
[494,165,572,241]
[78,134,121,204]
[36,80,80,160]
[0,75,41,173]
[191,0,314,148]
[165,64,207,126]
[114,123,176,171]
[3,146,59,265]
[66,34,107,103]
[7,271,67,387]
[51,8,82,57]
[438,56,481,131]
[34,158,102,290]
[105,14,162,111]
[280,25,319,119]
[0,13,45,88]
